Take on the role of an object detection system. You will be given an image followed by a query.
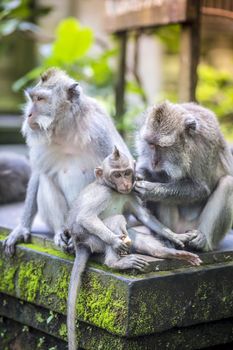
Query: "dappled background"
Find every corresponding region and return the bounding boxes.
[0,0,233,148]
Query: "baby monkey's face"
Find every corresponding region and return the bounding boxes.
[110,168,134,194]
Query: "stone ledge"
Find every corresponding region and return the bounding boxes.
[1,227,233,340]
[1,294,233,350]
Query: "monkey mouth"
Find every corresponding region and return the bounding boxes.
[118,188,132,194]
[29,122,40,130]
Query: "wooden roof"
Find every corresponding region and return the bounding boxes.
[105,0,233,33]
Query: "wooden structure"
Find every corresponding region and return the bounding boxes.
[105,0,201,118]
[105,0,233,119]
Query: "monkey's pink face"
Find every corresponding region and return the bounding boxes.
[110,169,134,194]
[24,88,53,131]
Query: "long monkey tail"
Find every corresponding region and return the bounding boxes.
[67,244,90,350]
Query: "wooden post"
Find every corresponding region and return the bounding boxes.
[115,31,127,125]
[179,1,201,102]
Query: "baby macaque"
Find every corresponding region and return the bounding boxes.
[66,147,202,350]
[0,152,30,204]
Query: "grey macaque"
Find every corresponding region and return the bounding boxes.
[3,68,132,255]
[66,147,202,350]
[0,152,31,204]
[135,101,233,251]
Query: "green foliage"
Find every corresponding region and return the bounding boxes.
[155,24,180,54]
[13,17,116,100]
[162,61,233,141]
[49,18,93,65]
[197,64,233,119]
[0,0,51,38]
[197,64,233,140]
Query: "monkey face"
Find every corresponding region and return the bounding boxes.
[143,142,183,181]
[139,102,199,180]
[24,88,53,131]
[22,69,83,140]
[95,147,135,194]
[110,168,134,194]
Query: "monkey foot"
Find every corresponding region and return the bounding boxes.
[174,250,202,266]
[65,238,75,254]
[54,232,70,250]
[3,226,30,257]
[116,254,150,271]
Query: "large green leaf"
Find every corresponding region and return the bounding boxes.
[50,18,93,65]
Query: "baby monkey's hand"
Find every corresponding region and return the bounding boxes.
[122,235,131,246]
[112,236,130,255]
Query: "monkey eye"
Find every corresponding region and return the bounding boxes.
[125,170,132,176]
[113,172,121,178]
[37,96,44,101]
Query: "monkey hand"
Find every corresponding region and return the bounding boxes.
[3,225,30,256]
[172,231,198,245]
[188,230,209,251]
[112,236,130,255]
[134,180,157,199]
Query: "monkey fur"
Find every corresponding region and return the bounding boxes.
[4,68,132,255]
[66,147,202,350]
[135,101,233,251]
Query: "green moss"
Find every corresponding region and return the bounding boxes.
[18,260,45,302]
[20,242,74,261]
[0,231,8,241]
[0,264,17,293]
[58,323,67,339]
[77,272,127,334]
[35,313,44,324]
[41,266,70,313]
[0,236,129,335]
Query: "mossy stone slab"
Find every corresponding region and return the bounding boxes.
[1,227,233,338]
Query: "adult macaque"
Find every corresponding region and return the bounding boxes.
[135,101,233,251]
[3,68,131,255]
[0,153,30,204]
[66,147,202,350]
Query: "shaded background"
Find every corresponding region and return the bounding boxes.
[0,0,233,149]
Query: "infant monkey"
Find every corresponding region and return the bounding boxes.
[66,147,202,350]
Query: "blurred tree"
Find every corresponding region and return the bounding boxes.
[0,0,51,39]
[155,25,233,141]
[0,0,51,113]
[13,17,146,136]
[197,64,233,140]
[13,18,116,110]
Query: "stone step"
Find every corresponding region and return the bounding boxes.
[1,202,233,348]
[1,226,233,338]
[1,293,233,350]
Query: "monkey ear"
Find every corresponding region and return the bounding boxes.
[67,83,80,101]
[113,146,120,160]
[95,167,103,179]
[184,116,198,135]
